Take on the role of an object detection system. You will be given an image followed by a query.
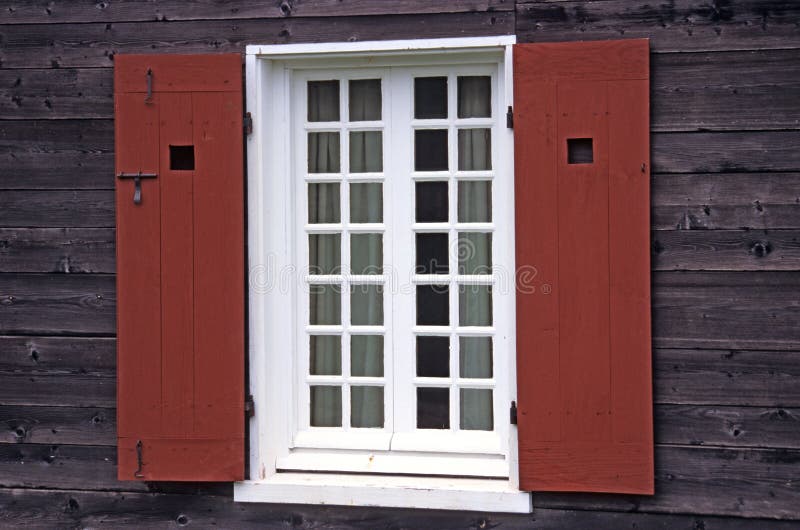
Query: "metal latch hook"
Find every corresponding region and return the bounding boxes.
[117,171,158,205]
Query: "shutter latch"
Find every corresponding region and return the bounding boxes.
[117,171,158,205]
[244,112,253,135]
[506,106,513,129]
[510,401,518,425]
[134,439,144,478]
[245,394,255,418]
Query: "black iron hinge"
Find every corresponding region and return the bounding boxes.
[243,112,253,135]
[506,106,513,129]
[510,400,518,425]
[245,394,255,418]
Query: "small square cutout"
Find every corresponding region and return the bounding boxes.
[170,145,195,170]
[567,138,593,164]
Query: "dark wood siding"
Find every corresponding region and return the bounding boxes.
[1,0,798,526]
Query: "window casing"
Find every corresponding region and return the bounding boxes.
[240,37,528,512]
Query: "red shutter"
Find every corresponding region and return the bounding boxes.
[513,39,654,494]
[115,54,245,481]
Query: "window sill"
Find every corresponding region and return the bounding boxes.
[234,473,531,513]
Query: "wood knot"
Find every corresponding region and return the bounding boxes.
[65,497,80,514]
[176,514,189,526]
[279,0,292,16]
[749,241,771,258]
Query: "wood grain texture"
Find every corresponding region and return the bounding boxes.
[0,120,113,190]
[654,349,800,406]
[0,274,115,335]
[5,49,798,131]
[0,372,115,407]
[652,271,800,350]
[0,228,115,273]
[0,12,514,68]
[652,173,800,231]
[655,404,800,450]
[0,0,513,24]
[0,405,115,445]
[3,488,800,530]
[533,446,800,520]
[516,0,800,52]
[652,230,800,271]
[0,191,115,227]
[0,336,115,374]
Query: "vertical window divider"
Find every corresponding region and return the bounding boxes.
[340,78,352,432]
[447,72,460,433]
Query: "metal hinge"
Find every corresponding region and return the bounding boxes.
[506,106,513,129]
[245,394,255,418]
[243,112,253,135]
[510,401,518,425]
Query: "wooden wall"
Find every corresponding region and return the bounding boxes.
[1,0,798,527]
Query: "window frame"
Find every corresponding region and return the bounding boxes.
[238,36,530,513]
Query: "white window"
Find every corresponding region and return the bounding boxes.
[239,37,529,513]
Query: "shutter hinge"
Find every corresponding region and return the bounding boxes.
[243,112,253,135]
[245,394,255,418]
[510,400,518,425]
[506,106,513,129]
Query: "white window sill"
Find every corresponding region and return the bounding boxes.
[234,473,531,513]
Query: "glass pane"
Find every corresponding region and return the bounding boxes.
[308,183,340,224]
[351,386,384,428]
[414,129,448,171]
[310,385,342,427]
[309,284,341,325]
[414,77,447,119]
[459,285,492,327]
[416,336,449,377]
[350,183,383,223]
[415,181,448,223]
[458,181,491,223]
[349,131,383,173]
[350,233,382,275]
[459,337,492,378]
[310,335,341,375]
[308,80,339,122]
[309,233,341,275]
[416,285,449,326]
[417,387,449,429]
[458,76,491,118]
[460,388,493,431]
[351,335,384,377]
[351,284,383,326]
[458,129,491,171]
[308,132,340,173]
[458,232,491,275]
[415,233,449,275]
[349,79,382,121]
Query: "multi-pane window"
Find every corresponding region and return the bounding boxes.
[289,63,511,472]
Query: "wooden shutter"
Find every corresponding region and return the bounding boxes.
[115,54,245,481]
[513,39,654,494]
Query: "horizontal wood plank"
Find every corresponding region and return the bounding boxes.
[654,348,800,407]
[2,487,799,529]
[652,271,800,350]
[4,50,799,131]
[0,373,115,408]
[0,405,115,445]
[0,228,115,273]
[655,404,800,450]
[0,0,513,24]
[533,445,800,520]
[0,274,115,335]
[0,336,115,374]
[0,191,115,227]
[652,173,800,231]
[0,13,514,68]
[516,0,800,53]
[651,230,800,270]
[652,131,800,174]
[0,120,113,190]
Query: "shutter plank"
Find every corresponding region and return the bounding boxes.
[514,39,654,494]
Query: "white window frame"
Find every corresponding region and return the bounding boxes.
[237,36,530,513]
